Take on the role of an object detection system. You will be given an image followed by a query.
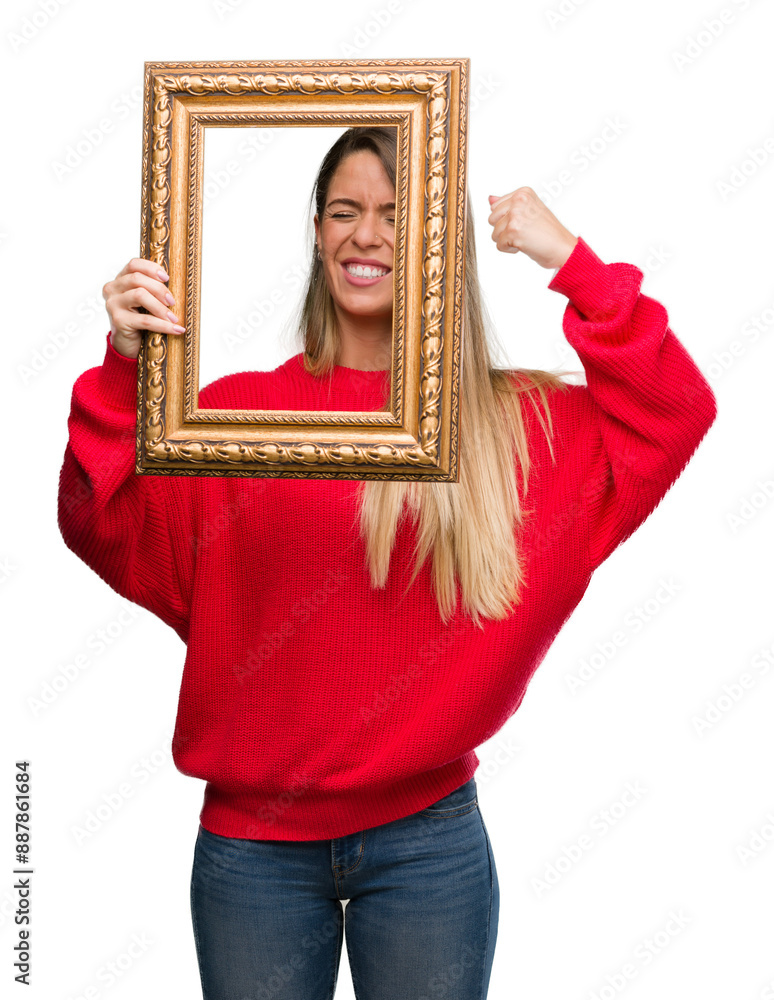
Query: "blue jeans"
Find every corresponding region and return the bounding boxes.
[190,777,499,999]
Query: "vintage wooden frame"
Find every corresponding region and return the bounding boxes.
[135,58,469,481]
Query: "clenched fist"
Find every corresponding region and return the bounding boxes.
[487,187,578,271]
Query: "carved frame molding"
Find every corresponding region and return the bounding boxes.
[135,58,469,481]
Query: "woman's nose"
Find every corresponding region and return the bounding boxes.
[352,213,382,247]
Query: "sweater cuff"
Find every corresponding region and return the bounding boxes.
[97,330,139,410]
[547,236,620,320]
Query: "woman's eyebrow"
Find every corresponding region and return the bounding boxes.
[327,198,395,210]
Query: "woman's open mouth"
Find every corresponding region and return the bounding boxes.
[341,262,391,286]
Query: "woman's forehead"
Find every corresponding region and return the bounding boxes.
[328,150,393,194]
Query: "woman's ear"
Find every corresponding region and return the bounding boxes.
[313,214,320,246]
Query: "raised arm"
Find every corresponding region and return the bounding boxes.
[547,237,717,571]
[487,187,717,573]
[57,259,194,640]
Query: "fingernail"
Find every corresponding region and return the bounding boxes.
[167,311,179,323]
[172,324,186,333]
[165,292,175,306]
[157,269,169,281]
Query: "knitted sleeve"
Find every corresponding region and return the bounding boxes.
[547,237,717,572]
[57,333,194,641]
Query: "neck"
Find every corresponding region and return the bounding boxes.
[334,309,393,370]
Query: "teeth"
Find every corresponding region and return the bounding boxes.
[345,263,388,278]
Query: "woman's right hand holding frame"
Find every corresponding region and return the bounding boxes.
[102,257,186,359]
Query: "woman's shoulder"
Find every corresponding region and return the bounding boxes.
[497,366,585,412]
[198,354,301,409]
[496,367,597,452]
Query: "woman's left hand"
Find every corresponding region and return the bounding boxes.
[487,187,578,270]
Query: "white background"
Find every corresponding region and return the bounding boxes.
[3,1,773,998]
[200,124,351,385]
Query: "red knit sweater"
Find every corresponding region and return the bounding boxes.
[57,237,717,840]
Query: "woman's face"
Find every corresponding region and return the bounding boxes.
[314,149,395,327]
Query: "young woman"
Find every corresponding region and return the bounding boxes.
[58,127,717,999]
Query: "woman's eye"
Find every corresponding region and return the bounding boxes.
[329,212,394,224]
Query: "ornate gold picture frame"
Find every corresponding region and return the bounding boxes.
[135,58,469,481]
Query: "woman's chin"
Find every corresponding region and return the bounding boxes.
[336,298,393,321]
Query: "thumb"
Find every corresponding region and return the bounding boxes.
[488,194,499,205]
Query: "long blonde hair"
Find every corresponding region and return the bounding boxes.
[297,127,577,628]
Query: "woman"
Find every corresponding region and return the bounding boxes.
[58,127,717,999]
